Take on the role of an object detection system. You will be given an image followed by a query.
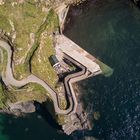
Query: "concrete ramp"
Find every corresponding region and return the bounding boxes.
[55,35,102,74]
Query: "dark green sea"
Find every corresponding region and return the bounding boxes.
[64,0,140,139]
[0,0,140,139]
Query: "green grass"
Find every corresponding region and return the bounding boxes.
[0,49,3,73]
[0,49,8,76]
[0,1,59,84]
[0,15,11,32]
[31,36,58,87]
[0,2,66,116]
[0,83,7,109]
[8,83,51,103]
[45,9,59,33]
[0,0,47,79]
[59,98,67,110]
[31,9,59,87]
[56,114,66,125]
[24,10,57,67]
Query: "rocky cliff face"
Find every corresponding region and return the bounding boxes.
[44,0,86,6]
[0,0,89,131]
[0,0,86,112]
[133,0,140,7]
[0,0,85,7]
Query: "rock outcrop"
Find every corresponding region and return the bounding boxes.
[133,0,140,7]
[0,101,35,116]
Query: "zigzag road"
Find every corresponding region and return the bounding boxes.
[0,39,87,115]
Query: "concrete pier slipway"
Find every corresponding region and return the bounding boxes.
[55,35,102,76]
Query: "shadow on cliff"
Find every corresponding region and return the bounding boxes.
[0,110,71,140]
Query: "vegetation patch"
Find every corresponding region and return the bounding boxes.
[0,1,67,122]
[0,49,8,76]
[31,10,59,87]
[0,0,48,79]
[0,83,7,109]
[0,15,11,33]
[96,59,114,77]
[8,83,51,103]
[0,2,59,104]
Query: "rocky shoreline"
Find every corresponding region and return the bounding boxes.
[0,0,103,134]
[132,0,140,7]
[0,1,69,116]
[0,0,113,137]
[0,1,95,136]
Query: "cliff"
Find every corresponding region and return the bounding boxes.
[0,0,88,127]
[0,0,111,136]
[133,0,140,7]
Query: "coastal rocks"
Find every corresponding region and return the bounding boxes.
[62,102,93,135]
[8,101,35,116]
[0,101,36,116]
[60,84,96,135]
[133,0,140,7]
[93,111,100,121]
[62,112,89,135]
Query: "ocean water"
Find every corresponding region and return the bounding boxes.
[0,113,71,140]
[0,0,140,140]
[64,0,140,139]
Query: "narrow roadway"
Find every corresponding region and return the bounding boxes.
[0,39,89,115]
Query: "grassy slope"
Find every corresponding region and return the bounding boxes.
[0,15,11,33]
[0,0,47,79]
[0,49,9,79]
[0,1,59,106]
[31,10,59,87]
[8,83,51,103]
[0,83,7,109]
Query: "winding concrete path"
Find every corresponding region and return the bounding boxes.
[63,54,88,114]
[0,39,88,115]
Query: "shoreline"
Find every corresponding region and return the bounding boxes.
[0,1,112,135]
[63,0,97,33]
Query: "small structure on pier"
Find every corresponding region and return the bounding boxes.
[49,55,59,68]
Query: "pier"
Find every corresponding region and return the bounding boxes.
[55,35,102,76]
[54,34,103,134]
[0,5,112,134]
